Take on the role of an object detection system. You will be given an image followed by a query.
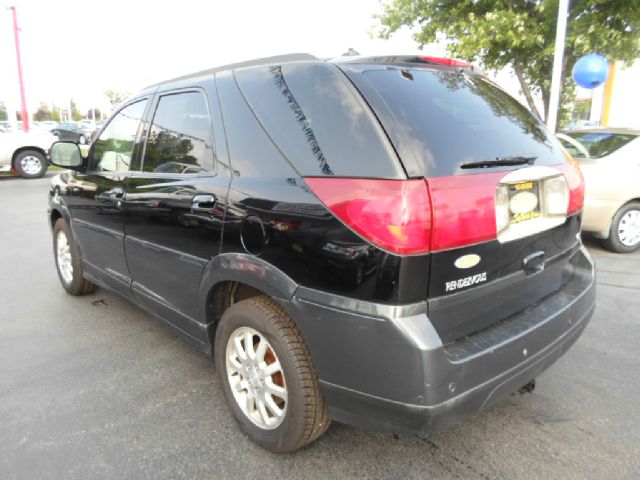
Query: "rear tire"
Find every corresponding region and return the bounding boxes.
[214,296,330,453]
[14,150,47,179]
[602,202,640,253]
[53,218,96,295]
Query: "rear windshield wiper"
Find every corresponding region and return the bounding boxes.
[460,155,537,169]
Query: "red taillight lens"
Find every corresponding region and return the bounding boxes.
[306,167,579,256]
[429,173,504,251]
[304,178,432,255]
[556,160,585,216]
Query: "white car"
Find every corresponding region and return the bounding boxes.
[0,125,56,178]
[557,128,640,252]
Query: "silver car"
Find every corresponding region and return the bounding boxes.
[558,128,640,252]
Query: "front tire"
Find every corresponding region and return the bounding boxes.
[602,202,640,253]
[14,150,47,178]
[53,218,96,295]
[214,296,330,453]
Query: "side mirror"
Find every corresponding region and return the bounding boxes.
[50,141,86,171]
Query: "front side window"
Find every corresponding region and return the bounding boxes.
[142,92,214,174]
[93,100,147,172]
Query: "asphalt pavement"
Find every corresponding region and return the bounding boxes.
[1,172,639,479]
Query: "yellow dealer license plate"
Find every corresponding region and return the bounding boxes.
[508,181,542,224]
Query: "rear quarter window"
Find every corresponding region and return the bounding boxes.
[234,62,404,178]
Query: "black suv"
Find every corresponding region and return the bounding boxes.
[48,53,595,453]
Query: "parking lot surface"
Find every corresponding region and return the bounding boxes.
[1,173,639,479]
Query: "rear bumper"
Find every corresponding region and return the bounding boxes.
[288,245,595,433]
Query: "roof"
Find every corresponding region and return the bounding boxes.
[144,52,485,90]
[145,53,318,88]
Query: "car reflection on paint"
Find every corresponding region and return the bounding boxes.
[223,196,379,289]
[50,171,98,194]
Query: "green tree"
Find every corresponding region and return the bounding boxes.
[0,101,7,121]
[70,99,82,121]
[377,0,640,125]
[50,104,61,122]
[33,102,52,121]
[105,89,130,107]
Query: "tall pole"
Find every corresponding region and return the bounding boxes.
[9,6,29,132]
[546,0,570,133]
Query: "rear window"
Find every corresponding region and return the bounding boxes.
[347,67,566,177]
[561,131,637,159]
[234,63,404,178]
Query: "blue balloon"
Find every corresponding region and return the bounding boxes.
[572,54,609,89]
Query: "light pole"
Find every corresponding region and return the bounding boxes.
[8,6,29,132]
[546,0,570,133]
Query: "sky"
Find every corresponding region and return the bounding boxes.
[0,0,450,116]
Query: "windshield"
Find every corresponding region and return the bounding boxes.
[348,67,566,177]
[560,131,637,159]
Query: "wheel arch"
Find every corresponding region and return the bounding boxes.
[12,146,47,168]
[50,207,64,229]
[601,197,640,239]
[199,253,299,348]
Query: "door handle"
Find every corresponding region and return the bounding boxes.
[97,186,125,209]
[191,194,216,213]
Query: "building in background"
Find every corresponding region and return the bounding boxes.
[569,60,639,129]
[602,61,640,128]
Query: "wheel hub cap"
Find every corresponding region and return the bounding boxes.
[20,155,42,176]
[56,231,73,283]
[618,210,640,247]
[226,326,287,430]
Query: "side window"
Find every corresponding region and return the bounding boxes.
[142,91,214,174]
[92,99,147,172]
[234,63,402,178]
[216,72,295,178]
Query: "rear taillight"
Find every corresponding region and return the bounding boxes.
[303,178,432,255]
[428,173,504,251]
[306,162,583,256]
[557,158,585,215]
[305,175,501,255]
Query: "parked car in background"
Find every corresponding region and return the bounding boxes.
[51,122,93,144]
[557,128,640,252]
[0,125,55,178]
[35,120,59,130]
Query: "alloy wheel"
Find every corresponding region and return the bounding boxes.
[225,326,288,430]
[56,230,74,284]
